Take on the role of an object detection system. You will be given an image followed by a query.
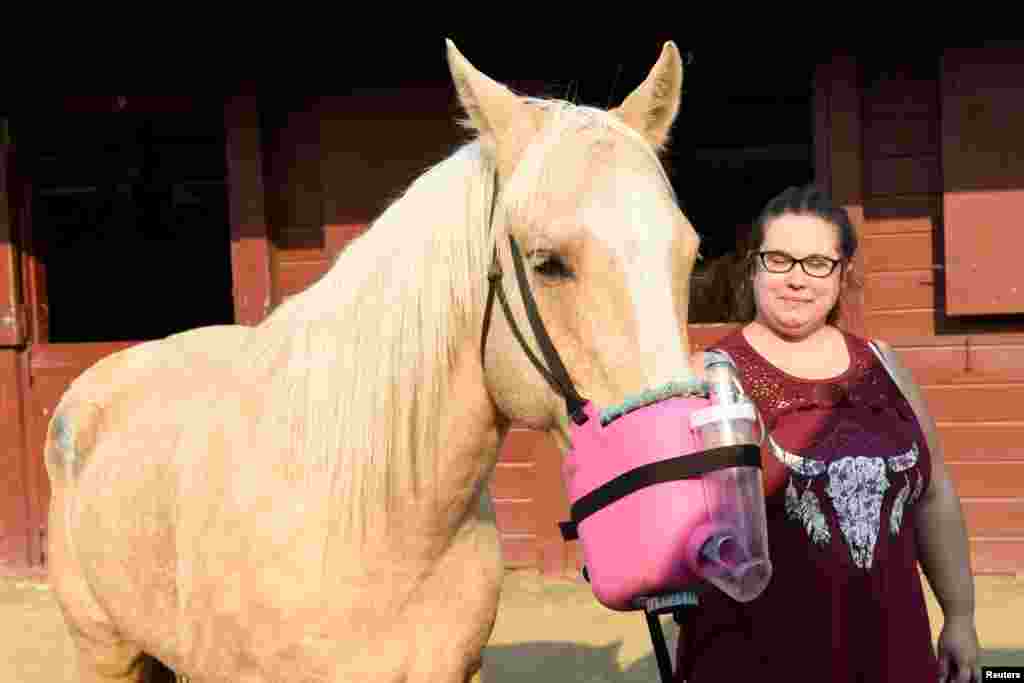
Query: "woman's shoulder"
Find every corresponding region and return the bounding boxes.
[836,327,888,361]
[836,326,874,347]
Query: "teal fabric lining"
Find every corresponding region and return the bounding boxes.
[599,378,709,426]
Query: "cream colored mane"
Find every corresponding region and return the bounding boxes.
[246,97,675,537]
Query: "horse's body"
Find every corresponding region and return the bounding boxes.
[45,41,700,682]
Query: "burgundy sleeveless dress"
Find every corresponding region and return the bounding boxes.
[675,328,939,683]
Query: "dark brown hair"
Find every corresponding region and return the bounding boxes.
[733,184,860,325]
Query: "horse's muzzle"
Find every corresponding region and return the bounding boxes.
[560,368,772,611]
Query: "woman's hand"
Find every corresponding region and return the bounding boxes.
[937,614,981,682]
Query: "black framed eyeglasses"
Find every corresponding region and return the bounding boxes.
[757,250,842,278]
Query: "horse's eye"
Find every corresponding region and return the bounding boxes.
[534,254,574,279]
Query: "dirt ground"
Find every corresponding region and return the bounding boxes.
[2,570,1022,682]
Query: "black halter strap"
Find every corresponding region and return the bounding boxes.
[480,170,589,425]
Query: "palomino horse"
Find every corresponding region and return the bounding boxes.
[44,40,701,682]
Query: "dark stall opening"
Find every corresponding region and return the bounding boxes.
[22,107,236,343]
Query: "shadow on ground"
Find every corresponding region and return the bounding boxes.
[484,640,662,683]
[983,649,1024,666]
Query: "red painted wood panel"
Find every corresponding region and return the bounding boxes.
[896,344,1024,386]
[943,191,1024,315]
[492,500,538,536]
[324,223,369,261]
[275,243,324,264]
[496,428,545,463]
[891,345,966,385]
[864,310,936,341]
[850,53,1024,574]
[861,233,933,272]
[0,350,29,570]
[889,333,1024,349]
[225,96,273,326]
[859,211,935,237]
[941,48,1024,315]
[922,385,1024,424]
[863,271,936,311]
[0,136,25,347]
[961,499,1024,537]
[489,463,536,500]
[277,259,330,299]
[491,428,552,571]
[499,426,569,576]
[970,539,1024,575]
[499,535,538,569]
[938,424,1024,462]
[948,462,1024,498]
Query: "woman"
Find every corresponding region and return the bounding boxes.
[676,185,981,682]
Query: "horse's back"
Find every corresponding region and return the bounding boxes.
[64,323,254,400]
[45,324,256,483]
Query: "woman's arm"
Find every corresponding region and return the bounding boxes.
[873,340,974,616]
[873,340,980,682]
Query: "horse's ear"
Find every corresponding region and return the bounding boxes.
[611,42,684,152]
[445,39,533,168]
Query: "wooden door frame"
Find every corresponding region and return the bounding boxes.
[0,122,33,574]
[0,128,26,346]
[225,94,274,326]
[814,54,866,337]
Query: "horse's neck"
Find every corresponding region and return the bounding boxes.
[411,340,503,531]
[430,344,506,528]
[323,340,504,565]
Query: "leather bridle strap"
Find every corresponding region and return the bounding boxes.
[480,169,589,425]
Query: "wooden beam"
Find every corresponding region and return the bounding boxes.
[0,350,30,570]
[225,95,274,326]
[0,131,25,347]
[820,55,866,337]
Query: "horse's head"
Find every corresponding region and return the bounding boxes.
[446,41,700,447]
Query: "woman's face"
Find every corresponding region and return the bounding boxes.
[752,212,844,340]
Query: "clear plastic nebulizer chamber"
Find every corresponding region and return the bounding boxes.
[686,350,773,602]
